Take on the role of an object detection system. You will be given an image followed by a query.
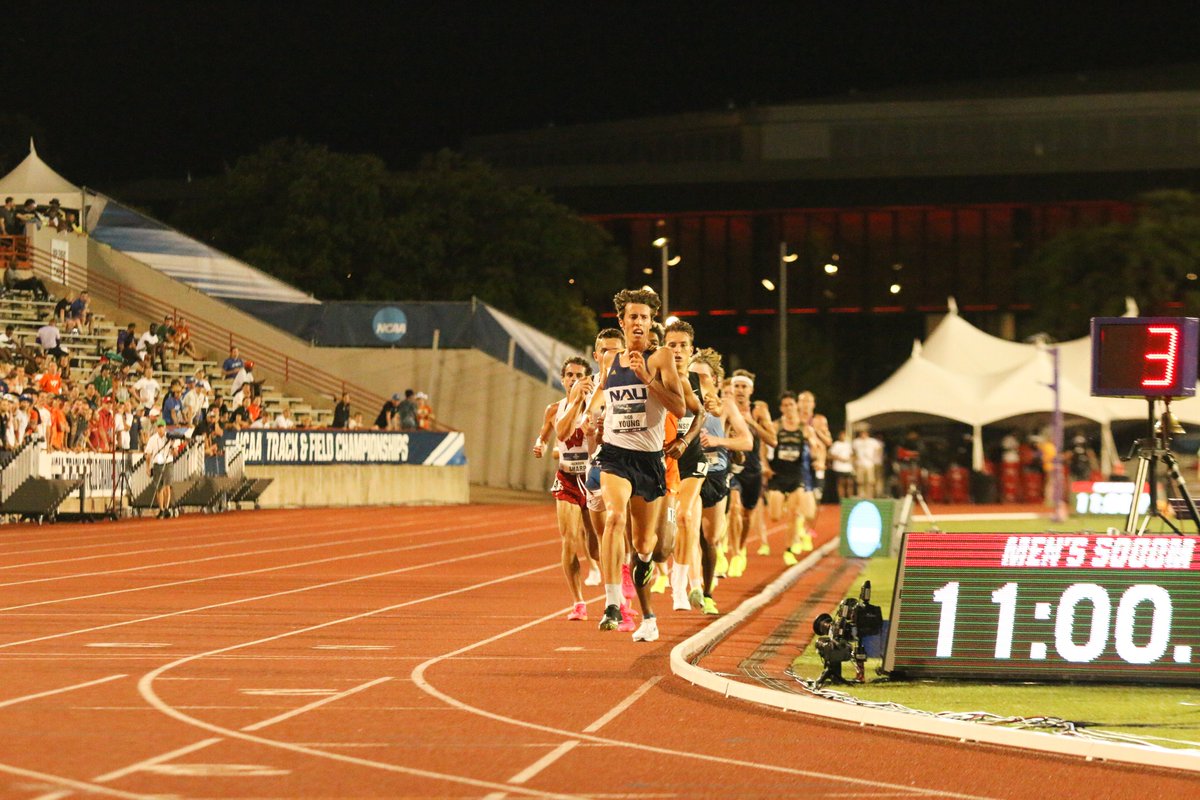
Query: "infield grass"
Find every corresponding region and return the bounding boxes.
[789,513,1200,750]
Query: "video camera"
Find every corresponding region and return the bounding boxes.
[811,580,884,687]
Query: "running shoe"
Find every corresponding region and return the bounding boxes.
[618,602,638,632]
[688,588,704,610]
[584,566,602,586]
[632,616,659,642]
[728,553,746,578]
[757,542,770,556]
[631,557,654,587]
[599,604,622,630]
[783,548,799,566]
[567,602,587,621]
[798,530,814,552]
[702,596,720,615]
[672,584,690,611]
[714,550,729,578]
[621,562,636,601]
[651,573,669,594]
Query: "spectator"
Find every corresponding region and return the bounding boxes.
[89,400,112,451]
[136,324,165,371]
[53,294,72,326]
[81,382,100,410]
[144,417,174,518]
[8,259,48,300]
[415,391,435,430]
[43,198,63,229]
[375,393,400,430]
[15,198,41,234]
[274,406,296,429]
[230,359,256,398]
[116,322,136,352]
[397,389,418,430]
[0,324,17,357]
[0,197,16,235]
[174,316,197,358]
[35,317,67,358]
[111,371,131,405]
[348,412,363,430]
[69,291,92,333]
[47,395,68,451]
[113,401,133,450]
[222,346,244,380]
[157,314,177,355]
[161,380,184,426]
[67,402,90,451]
[60,211,83,234]
[181,378,205,425]
[332,392,351,428]
[90,362,113,398]
[37,360,63,395]
[12,394,31,447]
[132,365,161,412]
[228,398,251,430]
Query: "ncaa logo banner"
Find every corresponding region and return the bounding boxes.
[373,306,408,343]
[223,430,466,466]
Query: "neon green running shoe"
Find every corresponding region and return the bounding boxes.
[688,588,704,610]
[782,549,799,566]
[702,596,719,615]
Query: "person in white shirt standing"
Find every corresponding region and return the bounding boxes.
[144,417,175,518]
[852,427,883,498]
[132,365,161,413]
[829,429,855,502]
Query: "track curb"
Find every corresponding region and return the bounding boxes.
[669,539,1200,774]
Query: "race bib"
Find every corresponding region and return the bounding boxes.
[776,445,801,462]
[560,452,588,474]
[611,401,647,432]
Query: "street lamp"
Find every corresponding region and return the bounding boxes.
[779,242,799,392]
[652,237,679,319]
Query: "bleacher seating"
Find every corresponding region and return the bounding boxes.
[0,290,335,430]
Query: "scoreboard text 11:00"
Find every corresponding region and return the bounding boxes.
[883,532,1200,683]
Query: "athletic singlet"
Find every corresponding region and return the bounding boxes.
[770,424,806,483]
[602,348,667,452]
[554,399,589,474]
[701,413,729,472]
[675,372,704,468]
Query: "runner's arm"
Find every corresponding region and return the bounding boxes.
[752,402,778,447]
[644,349,685,418]
[533,403,556,457]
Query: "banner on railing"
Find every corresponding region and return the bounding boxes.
[41,451,138,493]
[50,238,69,285]
[222,430,466,466]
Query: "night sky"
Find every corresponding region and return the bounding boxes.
[11,4,1200,188]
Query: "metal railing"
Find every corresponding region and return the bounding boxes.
[167,438,206,485]
[22,240,390,414]
[0,435,44,505]
[125,452,151,500]
[225,444,245,481]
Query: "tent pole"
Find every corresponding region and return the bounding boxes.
[972,423,983,471]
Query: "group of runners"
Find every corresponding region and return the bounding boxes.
[533,287,833,642]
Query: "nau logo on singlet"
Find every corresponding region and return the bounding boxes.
[609,386,647,402]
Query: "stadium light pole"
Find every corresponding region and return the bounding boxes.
[653,237,680,319]
[779,242,799,392]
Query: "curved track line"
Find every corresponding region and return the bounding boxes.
[133,564,587,800]
[0,762,160,799]
[409,612,997,800]
[0,513,512,589]
[0,524,547,614]
[0,537,555,649]
[0,507,500,570]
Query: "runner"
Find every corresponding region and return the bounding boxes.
[726,370,775,568]
[691,348,752,614]
[764,391,818,565]
[586,288,687,641]
[785,390,832,563]
[532,356,595,620]
[662,320,708,612]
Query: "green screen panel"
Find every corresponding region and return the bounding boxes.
[839,498,897,558]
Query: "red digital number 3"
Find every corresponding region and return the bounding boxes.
[1143,325,1179,388]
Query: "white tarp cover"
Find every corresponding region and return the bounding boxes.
[845,342,987,429]
[0,140,83,208]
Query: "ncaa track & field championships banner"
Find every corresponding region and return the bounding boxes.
[222,429,466,466]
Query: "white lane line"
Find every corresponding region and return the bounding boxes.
[0,538,553,651]
[92,737,224,782]
[242,677,393,731]
[553,646,583,652]
[507,740,580,784]
[0,515,503,589]
[410,611,999,800]
[241,689,338,697]
[0,762,159,799]
[581,676,661,733]
[0,525,547,617]
[313,645,393,651]
[0,674,126,710]
[85,643,170,649]
[135,564,587,799]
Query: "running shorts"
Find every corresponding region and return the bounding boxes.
[596,442,666,502]
[700,468,730,508]
[735,469,763,510]
[676,439,707,481]
[767,473,804,495]
[583,462,604,512]
[551,469,586,508]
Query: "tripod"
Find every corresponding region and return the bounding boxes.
[897,481,939,536]
[1123,397,1200,536]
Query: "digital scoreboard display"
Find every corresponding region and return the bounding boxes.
[884,532,1200,683]
[1090,316,1199,398]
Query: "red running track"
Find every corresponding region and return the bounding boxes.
[0,504,1195,799]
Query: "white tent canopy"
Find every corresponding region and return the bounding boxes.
[0,139,84,209]
[845,340,987,429]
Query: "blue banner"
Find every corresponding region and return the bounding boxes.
[223,430,466,466]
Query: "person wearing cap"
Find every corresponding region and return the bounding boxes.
[43,198,63,229]
[12,394,31,447]
[144,416,174,518]
[375,393,401,430]
[415,391,436,431]
[15,198,41,234]
[230,359,256,398]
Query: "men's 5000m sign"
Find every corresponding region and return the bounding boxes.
[883,532,1200,683]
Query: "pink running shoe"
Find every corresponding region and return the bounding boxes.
[621,562,636,601]
[617,602,638,633]
[566,602,587,621]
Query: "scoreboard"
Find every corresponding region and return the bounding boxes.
[883,532,1200,683]
[1091,316,1198,398]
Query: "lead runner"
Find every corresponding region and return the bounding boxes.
[586,288,688,640]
